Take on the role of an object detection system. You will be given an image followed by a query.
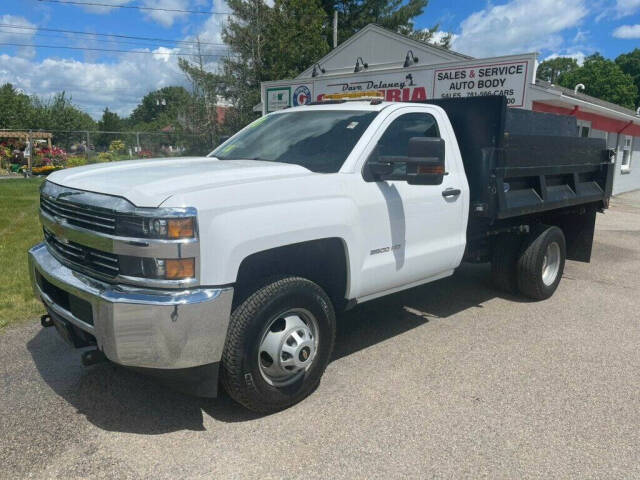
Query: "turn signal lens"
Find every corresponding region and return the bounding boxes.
[167,218,195,239]
[165,258,195,279]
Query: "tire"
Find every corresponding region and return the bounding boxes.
[517,225,566,300]
[221,276,336,413]
[491,234,523,294]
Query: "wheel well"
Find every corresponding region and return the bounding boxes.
[233,238,349,310]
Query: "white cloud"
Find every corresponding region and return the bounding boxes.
[615,0,640,17]
[0,1,232,119]
[0,50,188,118]
[140,0,190,28]
[452,0,588,58]
[0,15,37,58]
[613,24,640,38]
[80,0,133,14]
[76,0,193,27]
[428,31,458,46]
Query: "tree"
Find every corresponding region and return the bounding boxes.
[557,53,638,110]
[31,92,95,150]
[96,108,123,149]
[405,26,452,49]
[537,57,579,84]
[264,0,331,79]
[319,0,446,47]
[130,86,192,126]
[214,0,330,133]
[178,38,222,153]
[0,84,34,129]
[615,48,640,108]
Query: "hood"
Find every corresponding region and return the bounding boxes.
[47,157,313,207]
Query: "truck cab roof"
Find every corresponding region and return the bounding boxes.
[273,100,426,113]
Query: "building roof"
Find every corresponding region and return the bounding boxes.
[534,79,640,119]
[296,24,471,79]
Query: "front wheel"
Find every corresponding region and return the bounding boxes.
[221,276,336,413]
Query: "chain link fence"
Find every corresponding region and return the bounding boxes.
[1,129,219,175]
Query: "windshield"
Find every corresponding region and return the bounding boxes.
[210,110,378,173]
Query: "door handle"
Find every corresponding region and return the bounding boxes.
[442,188,461,198]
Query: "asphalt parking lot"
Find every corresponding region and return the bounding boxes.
[1,190,639,479]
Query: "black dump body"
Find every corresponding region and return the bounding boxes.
[422,96,613,219]
[419,96,614,262]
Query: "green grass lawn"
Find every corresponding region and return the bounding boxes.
[0,178,45,328]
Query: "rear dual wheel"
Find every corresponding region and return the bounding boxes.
[491,225,566,300]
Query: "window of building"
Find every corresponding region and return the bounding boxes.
[576,119,591,138]
[621,135,633,173]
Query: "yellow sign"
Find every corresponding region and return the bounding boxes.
[322,91,384,101]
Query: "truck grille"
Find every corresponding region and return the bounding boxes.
[44,228,120,278]
[40,194,116,234]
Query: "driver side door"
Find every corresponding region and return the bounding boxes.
[353,107,467,300]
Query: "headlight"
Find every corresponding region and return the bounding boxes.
[120,256,196,280]
[117,214,196,239]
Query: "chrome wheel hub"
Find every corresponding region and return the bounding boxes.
[542,241,561,286]
[258,310,318,386]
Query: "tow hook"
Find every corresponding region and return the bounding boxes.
[40,314,54,328]
[81,349,107,366]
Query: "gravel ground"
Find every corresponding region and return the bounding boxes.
[1,190,639,479]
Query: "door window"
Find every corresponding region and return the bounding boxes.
[378,112,440,156]
[373,112,440,177]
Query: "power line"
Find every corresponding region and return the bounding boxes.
[0,23,226,46]
[36,0,234,15]
[0,28,226,51]
[0,42,228,57]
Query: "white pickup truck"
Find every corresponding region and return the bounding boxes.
[29,96,612,412]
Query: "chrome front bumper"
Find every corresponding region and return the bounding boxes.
[28,242,234,370]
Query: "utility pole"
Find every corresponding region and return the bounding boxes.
[333,10,338,49]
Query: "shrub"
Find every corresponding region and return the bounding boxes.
[96,152,113,163]
[66,156,88,168]
[109,139,125,153]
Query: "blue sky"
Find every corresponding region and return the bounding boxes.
[1,0,639,118]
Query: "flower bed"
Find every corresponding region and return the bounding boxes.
[31,165,64,175]
[34,146,67,167]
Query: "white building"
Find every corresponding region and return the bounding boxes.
[261,24,640,194]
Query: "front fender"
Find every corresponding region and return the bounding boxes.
[204,197,358,288]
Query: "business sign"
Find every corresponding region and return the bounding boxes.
[262,53,536,113]
[266,87,291,112]
[292,84,313,106]
[315,70,430,103]
[432,60,529,107]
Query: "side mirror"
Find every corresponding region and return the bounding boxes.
[366,137,445,185]
[405,137,445,185]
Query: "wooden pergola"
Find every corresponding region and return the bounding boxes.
[0,131,53,170]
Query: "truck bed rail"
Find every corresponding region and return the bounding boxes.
[417,96,614,220]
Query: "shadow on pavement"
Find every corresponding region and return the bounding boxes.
[27,263,521,433]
